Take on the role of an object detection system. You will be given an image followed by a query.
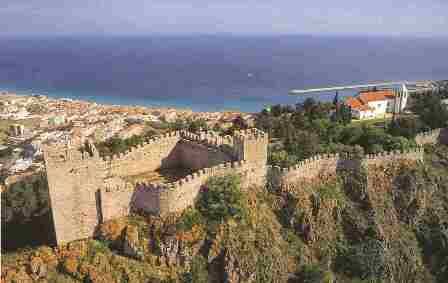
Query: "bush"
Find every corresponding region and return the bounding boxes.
[197,174,247,225]
[316,182,346,208]
[268,150,298,167]
[94,131,156,157]
[176,208,203,231]
[336,238,388,281]
[281,229,304,260]
[411,94,448,129]
[297,264,330,283]
[388,117,424,138]
[182,255,208,283]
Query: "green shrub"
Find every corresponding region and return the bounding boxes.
[197,174,247,225]
[87,240,111,259]
[93,131,156,157]
[316,182,346,207]
[176,208,203,231]
[281,228,304,260]
[336,238,388,281]
[182,255,208,283]
[297,264,328,283]
[268,149,298,167]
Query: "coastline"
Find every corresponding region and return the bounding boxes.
[0,84,351,114]
[0,85,266,113]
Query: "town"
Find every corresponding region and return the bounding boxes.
[0,92,257,185]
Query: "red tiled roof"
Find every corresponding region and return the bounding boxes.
[345,97,371,111]
[358,90,395,104]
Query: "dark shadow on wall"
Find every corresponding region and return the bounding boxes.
[160,142,183,170]
[439,128,448,145]
[1,211,57,252]
[1,174,57,252]
[130,183,160,215]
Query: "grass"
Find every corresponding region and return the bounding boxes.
[351,116,391,127]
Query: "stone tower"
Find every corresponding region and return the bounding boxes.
[233,128,268,166]
[43,141,106,245]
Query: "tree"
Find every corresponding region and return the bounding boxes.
[411,94,448,129]
[302,98,317,114]
[338,126,364,145]
[197,174,247,225]
[255,113,275,137]
[284,130,321,160]
[187,119,208,133]
[170,118,187,131]
[388,117,423,138]
[339,104,352,125]
[270,104,284,117]
[268,150,297,167]
[333,91,340,106]
[360,127,389,153]
[291,111,307,130]
[182,256,208,283]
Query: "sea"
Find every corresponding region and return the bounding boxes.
[0,34,447,112]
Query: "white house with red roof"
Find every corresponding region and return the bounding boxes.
[345,90,404,120]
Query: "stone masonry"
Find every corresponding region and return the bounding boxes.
[415,128,448,146]
[269,148,425,192]
[43,129,268,245]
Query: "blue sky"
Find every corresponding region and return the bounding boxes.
[1,0,447,37]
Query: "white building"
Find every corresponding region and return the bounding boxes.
[345,90,404,120]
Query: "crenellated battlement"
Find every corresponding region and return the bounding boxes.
[364,147,424,159]
[416,128,441,137]
[415,128,448,145]
[234,128,268,139]
[102,177,133,193]
[233,128,269,165]
[105,131,181,162]
[180,130,234,152]
[269,147,424,191]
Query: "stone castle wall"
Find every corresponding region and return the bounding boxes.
[233,128,269,165]
[100,158,265,221]
[99,177,135,222]
[174,140,234,171]
[270,148,424,191]
[43,150,107,245]
[362,148,424,166]
[44,129,268,245]
[415,128,448,146]
[106,132,182,177]
[157,160,265,215]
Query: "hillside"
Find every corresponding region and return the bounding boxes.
[2,144,447,283]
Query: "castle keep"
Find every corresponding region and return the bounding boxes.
[44,127,444,245]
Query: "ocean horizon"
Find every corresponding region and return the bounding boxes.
[1,34,447,112]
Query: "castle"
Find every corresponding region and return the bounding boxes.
[43,127,446,245]
[43,129,268,245]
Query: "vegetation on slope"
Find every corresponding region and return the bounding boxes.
[256,92,448,167]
